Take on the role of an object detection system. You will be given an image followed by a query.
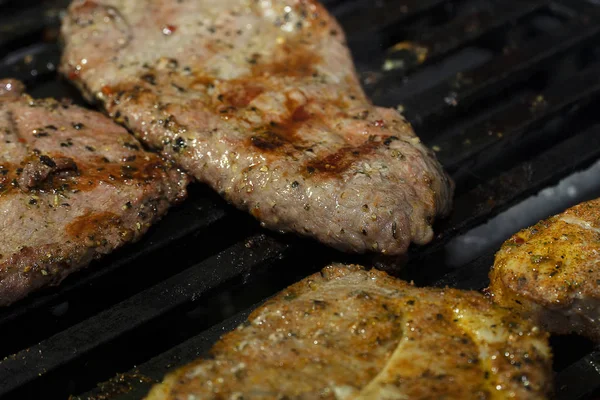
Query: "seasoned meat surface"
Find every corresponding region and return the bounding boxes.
[0,79,187,306]
[489,198,600,341]
[60,0,453,255]
[146,264,552,400]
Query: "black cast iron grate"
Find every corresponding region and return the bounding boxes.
[1,0,600,399]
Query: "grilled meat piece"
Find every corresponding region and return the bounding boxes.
[60,0,453,255]
[146,264,552,400]
[489,198,600,341]
[0,79,187,306]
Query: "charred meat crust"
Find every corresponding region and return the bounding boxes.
[0,79,188,306]
[59,0,454,255]
[146,264,553,400]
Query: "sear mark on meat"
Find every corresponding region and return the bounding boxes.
[0,79,188,306]
[145,264,553,400]
[60,0,454,255]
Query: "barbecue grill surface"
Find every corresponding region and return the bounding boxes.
[1,0,600,399]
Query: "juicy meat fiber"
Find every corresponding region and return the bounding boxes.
[489,198,600,341]
[60,0,453,255]
[146,264,552,400]
[0,79,187,306]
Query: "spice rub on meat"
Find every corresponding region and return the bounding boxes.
[146,264,553,400]
[489,198,600,341]
[0,79,187,306]
[60,0,454,255]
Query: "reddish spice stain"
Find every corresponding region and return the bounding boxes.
[246,87,317,152]
[101,86,113,96]
[374,120,385,127]
[162,24,177,35]
[249,103,315,151]
[17,138,27,144]
[65,211,120,239]
[291,105,311,122]
[222,84,264,108]
[2,153,165,195]
[67,69,80,81]
[252,44,321,78]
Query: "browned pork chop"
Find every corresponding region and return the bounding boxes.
[489,198,600,341]
[0,79,187,306]
[60,0,453,255]
[146,264,552,400]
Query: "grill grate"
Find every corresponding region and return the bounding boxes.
[1,0,600,399]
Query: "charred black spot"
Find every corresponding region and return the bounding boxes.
[39,155,56,168]
[141,73,157,85]
[72,122,85,130]
[60,139,73,147]
[125,155,137,162]
[123,142,140,151]
[85,146,95,152]
[45,125,58,130]
[291,181,299,188]
[250,131,286,151]
[29,198,37,205]
[33,130,49,138]
[121,165,139,179]
[383,136,399,146]
[171,83,185,92]
[172,136,187,152]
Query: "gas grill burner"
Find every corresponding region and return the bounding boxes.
[1,0,600,399]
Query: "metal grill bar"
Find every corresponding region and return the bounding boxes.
[555,347,600,400]
[0,43,60,83]
[0,187,229,360]
[75,309,256,400]
[434,62,600,171]
[336,0,449,37]
[399,20,600,127]
[413,124,600,261]
[0,0,67,50]
[0,0,600,399]
[381,0,546,78]
[0,234,288,398]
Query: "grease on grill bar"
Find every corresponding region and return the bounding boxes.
[2,0,600,399]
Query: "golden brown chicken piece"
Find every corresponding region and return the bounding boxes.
[146,264,552,400]
[489,198,600,341]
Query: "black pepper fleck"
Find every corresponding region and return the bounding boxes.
[39,155,56,168]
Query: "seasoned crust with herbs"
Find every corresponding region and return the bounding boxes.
[146,264,552,400]
[489,198,600,341]
[0,79,187,305]
[60,0,453,255]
